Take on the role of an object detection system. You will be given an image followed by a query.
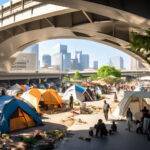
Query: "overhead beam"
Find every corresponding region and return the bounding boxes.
[82,10,93,23]
[44,18,55,27]
[35,0,150,29]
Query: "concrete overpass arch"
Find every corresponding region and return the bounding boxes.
[0,0,149,71]
[0,26,149,72]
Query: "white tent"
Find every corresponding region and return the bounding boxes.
[7,84,22,96]
[62,84,92,103]
[112,91,150,120]
[139,76,150,81]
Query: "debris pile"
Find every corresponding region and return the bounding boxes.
[0,130,67,150]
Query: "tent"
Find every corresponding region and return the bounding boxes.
[21,88,62,112]
[112,91,150,120]
[62,84,93,102]
[0,96,42,133]
[139,76,150,81]
[7,84,22,96]
[20,84,30,92]
[42,89,62,106]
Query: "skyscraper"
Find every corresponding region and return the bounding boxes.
[93,61,98,69]
[130,57,145,70]
[109,56,124,69]
[42,55,51,67]
[11,53,37,72]
[80,54,89,70]
[63,53,71,71]
[51,44,71,72]
[24,44,39,71]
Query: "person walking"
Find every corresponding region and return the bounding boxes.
[69,94,74,109]
[126,108,133,132]
[103,100,111,121]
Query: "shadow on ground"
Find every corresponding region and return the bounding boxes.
[55,121,150,150]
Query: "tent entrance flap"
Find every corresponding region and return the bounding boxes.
[10,108,36,131]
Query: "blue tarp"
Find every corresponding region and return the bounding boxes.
[75,84,86,93]
[0,96,42,133]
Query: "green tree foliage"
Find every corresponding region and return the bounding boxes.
[73,71,83,80]
[130,30,150,52]
[97,66,121,78]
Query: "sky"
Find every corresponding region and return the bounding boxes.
[0,0,9,5]
[38,39,131,68]
[1,0,131,69]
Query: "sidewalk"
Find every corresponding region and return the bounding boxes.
[56,116,150,150]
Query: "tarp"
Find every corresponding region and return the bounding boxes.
[139,76,150,81]
[62,84,92,102]
[0,96,42,133]
[112,91,150,119]
[7,84,22,96]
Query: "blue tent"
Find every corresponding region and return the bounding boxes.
[63,84,93,102]
[0,96,42,133]
[75,84,86,93]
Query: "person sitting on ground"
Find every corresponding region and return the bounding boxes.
[136,120,143,134]
[89,127,94,137]
[95,119,108,138]
[109,121,117,135]
[111,121,117,132]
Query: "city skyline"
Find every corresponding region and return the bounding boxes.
[38,39,131,69]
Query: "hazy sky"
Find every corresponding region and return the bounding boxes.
[1,0,131,68]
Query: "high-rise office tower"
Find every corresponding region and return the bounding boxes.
[93,61,98,69]
[42,55,51,67]
[109,56,124,69]
[80,54,89,70]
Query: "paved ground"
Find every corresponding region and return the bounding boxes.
[55,119,150,150]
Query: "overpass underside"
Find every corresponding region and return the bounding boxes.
[0,0,149,72]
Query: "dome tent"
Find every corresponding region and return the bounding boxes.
[0,96,42,133]
[21,88,62,112]
[112,91,150,120]
[7,84,22,96]
[62,84,93,102]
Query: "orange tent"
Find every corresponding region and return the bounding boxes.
[29,88,41,102]
[42,89,62,107]
[21,88,62,112]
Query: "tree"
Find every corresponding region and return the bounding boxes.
[130,30,150,63]
[130,30,150,52]
[97,66,121,78]
[72,71,83,80]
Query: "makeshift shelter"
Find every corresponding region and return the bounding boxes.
[20,84,30,92]
[42,89,62,106]
[112,91,150,120]
[21,88,62,112]
[7,84,22,96]
[139,76,150,81]
[0,96,42,133]
[62,84,93,102]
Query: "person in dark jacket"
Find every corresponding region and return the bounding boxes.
[95,119,108,138]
